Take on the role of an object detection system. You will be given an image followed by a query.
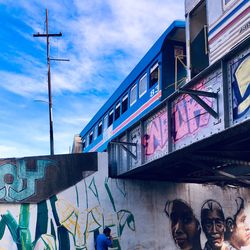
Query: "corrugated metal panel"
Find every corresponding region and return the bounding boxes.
[208,0,250,63]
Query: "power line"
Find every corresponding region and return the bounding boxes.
[33,8,69,155]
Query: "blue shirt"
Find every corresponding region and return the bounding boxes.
[96,234,112,250]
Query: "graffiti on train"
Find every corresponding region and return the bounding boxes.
[144,107,168,157]
[232,53,250,119]
[173,81,214,141]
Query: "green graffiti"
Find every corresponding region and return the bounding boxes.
[75,185,79,207]
[117,210,135,236]
[19,204,32,250]
[1,204,32,250]
[0,160,53,202]
[88,177,100,204]
[116,179,126,197]
[0,218,6,239]
[104,178,116,212]
[35,201,48,243]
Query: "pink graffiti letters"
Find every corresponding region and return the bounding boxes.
[173,81,213,141]
[144,110,168,156]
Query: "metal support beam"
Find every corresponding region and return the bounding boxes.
[178,89,219,119]
[187,157,250,186]
[110,141,137,160]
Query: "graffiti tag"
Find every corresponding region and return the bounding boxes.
[173,82,213,141]
[144,109,168,156]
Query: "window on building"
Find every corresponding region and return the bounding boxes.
[98,121,102,136]
[115,102,121,120]
[82,139,86,150]
[108,110,114,126]
[150,63,159,88]
[139,73,147,97]
[103,115,108,131]
[130,84,137,106]
[122,94,128,114]
[94,125,97,140]
[86,136,89,147]
[89,131,93,144]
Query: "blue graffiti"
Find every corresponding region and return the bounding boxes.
[0,160,53,202]
[232,53,250,119]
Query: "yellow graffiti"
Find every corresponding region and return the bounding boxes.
[34,234,56,250]
[55,199,84,247]
[235,56,250,114]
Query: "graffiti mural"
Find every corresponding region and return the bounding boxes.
[231,53,250,120]
[144,107,168,162]
[173,81,214,142]
[0,153,97,203]
[0,176,135,249]
[226,197,250,249]
[0,160,52,202]
[0,154,249,249]
[165,197,250,250]
[201,200,227,250]
[165,199,202,250]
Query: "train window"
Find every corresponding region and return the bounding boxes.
[89,131,93,144]
[82,139,86,150]
[94,125,97,139]
[150,63,159,88]
[130,84,137,106]
[98,121,102,136]
[115,102,121,120]
[122,94,128,114]
[86,135,89,147]
[108,110,114,126]
[103,115,108,131]
[139,73,147,97]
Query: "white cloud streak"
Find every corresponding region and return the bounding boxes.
[0,0,184,157]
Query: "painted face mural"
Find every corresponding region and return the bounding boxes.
[201,200,226,250]
[226,198,250,250]
[165,199,201,250]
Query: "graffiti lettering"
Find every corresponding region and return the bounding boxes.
[232,54,250,118]
[0,160,52,202]
[144,110,168,156]
[173,82,213,141]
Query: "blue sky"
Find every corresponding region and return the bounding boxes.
[0,0,184,158]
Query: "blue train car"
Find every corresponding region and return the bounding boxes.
[80,20,186,152]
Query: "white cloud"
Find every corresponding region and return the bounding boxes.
[0,0,185,157]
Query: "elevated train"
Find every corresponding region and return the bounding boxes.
[80,21,186,152]
[78,0,250,154]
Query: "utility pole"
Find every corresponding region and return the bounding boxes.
[33,9,67,155]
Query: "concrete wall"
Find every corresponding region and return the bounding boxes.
[0,153,249,249]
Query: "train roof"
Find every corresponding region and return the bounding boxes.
[80,20,185,137]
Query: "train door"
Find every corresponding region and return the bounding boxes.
[188,0,209,78]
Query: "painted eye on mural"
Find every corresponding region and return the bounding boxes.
[204,219,224,229]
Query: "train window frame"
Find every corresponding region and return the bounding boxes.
[98,121,102,136]
[108,109,114,127]
[89,131,93,145]
[122,94,128,114]
[222,0,237,10]
[94,125,97,140]
[86,135,89,147]
[82,139,86,150]
[103,115,108,131]
[139,73,147,98]
[130,84,137,106]
[149,63,159,88]
[115,102,121,120]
